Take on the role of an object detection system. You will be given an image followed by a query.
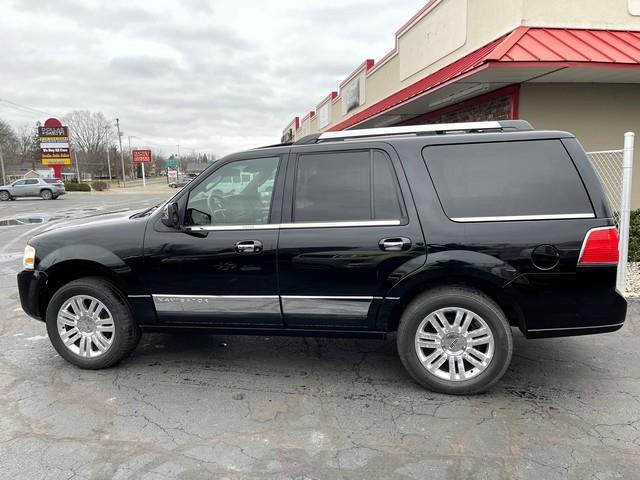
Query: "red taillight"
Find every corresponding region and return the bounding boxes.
[578,227,619,265]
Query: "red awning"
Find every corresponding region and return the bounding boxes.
[329,27,640,131]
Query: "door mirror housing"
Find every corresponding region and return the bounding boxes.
[161,202,181,229]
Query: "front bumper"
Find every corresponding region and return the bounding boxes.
[17,269,48,322]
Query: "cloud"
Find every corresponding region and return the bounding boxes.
[0,0,425,156]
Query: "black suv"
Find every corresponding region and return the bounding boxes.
[17,120,626,394]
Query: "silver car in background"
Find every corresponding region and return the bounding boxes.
[0,178,66,201]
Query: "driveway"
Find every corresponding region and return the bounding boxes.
[1,192,639,479]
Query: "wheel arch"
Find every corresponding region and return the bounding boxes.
[381,273,525,333]
[39,260,131,319]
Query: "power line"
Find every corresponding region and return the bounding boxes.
[0,98,60,118]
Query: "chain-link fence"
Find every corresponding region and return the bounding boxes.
[586,132,635,292]
[588,149,624,226]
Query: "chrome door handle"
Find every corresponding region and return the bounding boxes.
[379,237,411,251]
[235,240,263,254]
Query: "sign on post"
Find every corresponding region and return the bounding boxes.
[131,149,152,187]
[39,125,71,166]
[131,149,152,163]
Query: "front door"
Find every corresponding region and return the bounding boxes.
[143,153,286,326]
[11,179,29,197]
[277,144,426,330]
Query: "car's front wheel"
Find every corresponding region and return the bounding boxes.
[0,190,10,201]
[397,286,513,395]
[45,277,141,369]
[40,189,53,200]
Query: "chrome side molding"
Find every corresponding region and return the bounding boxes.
[450,213,595,223]
[185,219,401,232]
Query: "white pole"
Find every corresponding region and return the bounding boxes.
[106,147,112,182]
[141,162,146,187]
[116,119,126,187]
[0,145,5,185]
[617,132,635,293]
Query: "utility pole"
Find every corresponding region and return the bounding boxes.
[0,145,6,185]
[73,149,81,181]
[176,144,180,182]
[116,118,126,187]
[106,146,112,182]
[104,126,112,182]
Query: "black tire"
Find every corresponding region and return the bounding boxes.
[0,190,10,201]
[40,189,53,200]
[397,286,513,395]
[45,277,141,369]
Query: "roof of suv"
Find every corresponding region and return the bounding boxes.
[257,120,575,153]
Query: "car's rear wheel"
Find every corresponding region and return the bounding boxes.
[397,286,513,395]
[0,190,10,201]
[40,189,53,200]
[45,277,141,369]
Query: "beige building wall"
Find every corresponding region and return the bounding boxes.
[285,0,640,140]
[519,83,640,208]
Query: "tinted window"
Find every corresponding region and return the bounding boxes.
[13,180,26,186]
[294,150,405,222]
[43,179,61,184]
[294,151,371,222]
[25,179,38,185]
[423,140,593,219]
[373,151,404,220]
[186,157,279,226]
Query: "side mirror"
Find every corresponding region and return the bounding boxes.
[161,202,181,229]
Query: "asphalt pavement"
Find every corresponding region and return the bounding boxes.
[1,192,639,480]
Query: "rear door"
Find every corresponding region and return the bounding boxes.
[24,179,40,196]
[277,142,426,330]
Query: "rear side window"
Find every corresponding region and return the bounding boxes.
[423,140,593,220]
[294,150,404,222]
[43,179,61,184]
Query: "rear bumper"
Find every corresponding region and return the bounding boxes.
[17,270,48,322]
[505,270,627,339]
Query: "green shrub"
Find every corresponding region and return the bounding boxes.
[629,209,640,262]
[91,180,110,191]
[64,181,91,192]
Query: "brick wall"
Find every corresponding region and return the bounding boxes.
[400,94,514,125]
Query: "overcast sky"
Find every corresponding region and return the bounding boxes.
[0,0,425,157]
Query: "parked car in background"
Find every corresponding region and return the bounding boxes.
[168,178,192,188]
[17,120,626,395]
[0,177,65,201]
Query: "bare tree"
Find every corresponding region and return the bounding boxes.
[64,110,113,154]
[0,118,19,165]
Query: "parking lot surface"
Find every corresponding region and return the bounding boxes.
[1,192,640,479]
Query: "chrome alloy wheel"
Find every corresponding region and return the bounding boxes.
[414,307,495,381]
[56,295,115,358]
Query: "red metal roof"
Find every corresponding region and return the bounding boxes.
[329,27,640,131]
[492,27,640,63]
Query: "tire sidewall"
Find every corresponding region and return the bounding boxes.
[46,279,134,369]
[397,288,513,395]
[0,191,9,201]
[41,189,52,200]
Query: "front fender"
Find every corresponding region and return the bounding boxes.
[38,244,133,274]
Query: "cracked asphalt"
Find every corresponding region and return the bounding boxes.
[1,192,640,479]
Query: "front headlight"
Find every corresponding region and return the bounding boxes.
[23,244,36,270]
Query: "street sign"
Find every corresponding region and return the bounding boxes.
[131,149,152,163]
[39,121,71,166]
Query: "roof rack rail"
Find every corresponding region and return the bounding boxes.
[294,120,533,145]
